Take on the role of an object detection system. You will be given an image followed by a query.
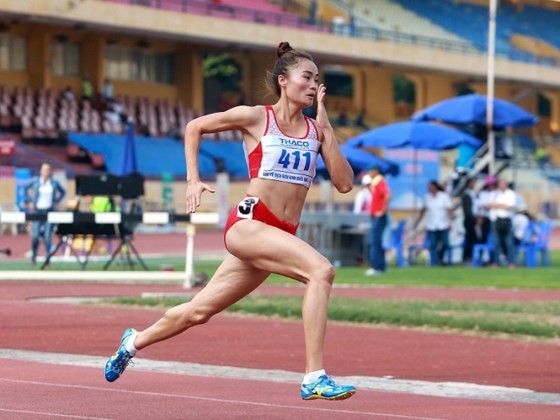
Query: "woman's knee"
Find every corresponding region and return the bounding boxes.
[163,304,215,329]
[308,257,336,286]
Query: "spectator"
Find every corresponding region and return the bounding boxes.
[336,108,349,127]
[111,100,129,124]
[415,180,453,266]
[23,163,66,265]
[510,181,526,212]
[487,177,517,268]
[512,206,542,266]
[166,124,182,139]
[365,165,391,275]
[102,78,114,102]
[82,75,93,101]
[499,128,514,159]
[461,177,477,265]
[103,102,125,134]
[475,175,496,247]
[308,0,317,25]
[104,103,121,124]
[354,108,369,130]
[63,86,75,102]
[352,173,371,214]
[535,145,549,168]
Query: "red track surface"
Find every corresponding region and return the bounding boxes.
[1,228,560,418]
[0,232,223,259]
[1,281,560,419]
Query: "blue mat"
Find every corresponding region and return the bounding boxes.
[199,140,248,179]
[68,133,217,178]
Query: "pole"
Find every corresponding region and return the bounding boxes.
[487,0,497,175]
[183,223,195,288]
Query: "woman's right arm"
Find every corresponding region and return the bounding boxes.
[184,106,261,213]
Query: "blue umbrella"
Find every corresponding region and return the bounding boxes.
[412,93,539,128]
[346,121,482,150]
[317,144,399,176]
[117,122,138,176]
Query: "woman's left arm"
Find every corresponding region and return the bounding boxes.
[53,181,66,205]
[315,84,353,193]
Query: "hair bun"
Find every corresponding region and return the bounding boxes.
[277,42,293,58]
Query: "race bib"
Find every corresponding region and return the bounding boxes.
[237,197,259,219]
[258,134,320,188]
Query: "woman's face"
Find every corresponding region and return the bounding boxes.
[40,164,51,180]
[428,183,437,194]
[279,59,319,108]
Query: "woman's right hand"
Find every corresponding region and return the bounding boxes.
[186,179,215,214]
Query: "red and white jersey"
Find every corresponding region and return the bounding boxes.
[246,106,321,189]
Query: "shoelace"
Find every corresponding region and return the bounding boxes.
[322,376,337,387]
[112,351,134,371]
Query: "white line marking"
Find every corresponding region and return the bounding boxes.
[0,378,442,420]
[0,408,113,419]
[1,349,559,406]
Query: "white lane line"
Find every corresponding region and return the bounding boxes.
[1,349,559,406]
[0,378,443,420]
[0,408,113,419]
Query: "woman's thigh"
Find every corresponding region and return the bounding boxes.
[188,254,270,315]
[226,219,332,284]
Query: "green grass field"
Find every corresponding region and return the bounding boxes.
[4,248,558,341]
[105,294,560,341]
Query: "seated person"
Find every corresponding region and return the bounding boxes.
[336,108,349,127]
[512,208,538,247]
[354,109,369,130]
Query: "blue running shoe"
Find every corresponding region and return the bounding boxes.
[301,375,356,400]
[105,328,136,382]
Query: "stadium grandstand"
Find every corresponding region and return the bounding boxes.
[0,0,560,217]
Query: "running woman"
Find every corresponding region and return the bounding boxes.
[105,41,356,401]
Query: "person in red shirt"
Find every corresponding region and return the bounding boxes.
[365,165,391,275]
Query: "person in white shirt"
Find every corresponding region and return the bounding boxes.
[415,180,453,266]
[487,177,517,267]
[102,78,114,102]
[352,173,371,214]
[23,163,66,265]
[475,175,496,246]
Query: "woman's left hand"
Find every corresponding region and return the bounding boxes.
[315,84,332,133]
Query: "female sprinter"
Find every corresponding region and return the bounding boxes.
[105,41,356,401]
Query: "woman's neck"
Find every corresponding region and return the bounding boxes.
[273,98,303,124]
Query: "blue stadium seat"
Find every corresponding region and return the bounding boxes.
[471,233,494,267]
[518,221,552,267]
[392,0,560,62]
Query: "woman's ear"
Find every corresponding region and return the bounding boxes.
[278,74,287,88]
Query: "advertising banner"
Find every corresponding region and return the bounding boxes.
[384,148,440,211]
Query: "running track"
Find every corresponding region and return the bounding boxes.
[2,229,560,418]
[1,280,559,419]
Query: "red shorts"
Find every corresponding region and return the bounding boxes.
[224,196,299,246]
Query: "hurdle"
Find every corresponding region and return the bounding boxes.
[0,211,220,288]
